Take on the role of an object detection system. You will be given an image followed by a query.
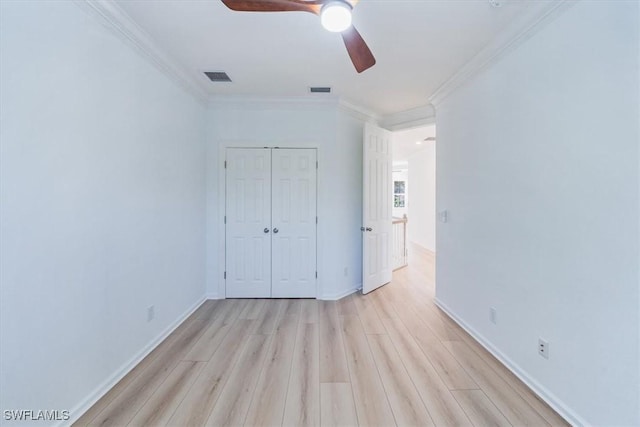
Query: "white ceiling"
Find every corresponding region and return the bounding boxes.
[115,0,534,116]
[392,124,436,165]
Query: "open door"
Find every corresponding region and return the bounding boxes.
[362,122,392,294]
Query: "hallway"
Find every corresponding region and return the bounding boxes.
[75,247,568,426]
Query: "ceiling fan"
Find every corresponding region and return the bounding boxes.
[220,0,376,73]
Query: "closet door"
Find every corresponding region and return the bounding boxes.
[271,149,317,298]
[225,148,272,298]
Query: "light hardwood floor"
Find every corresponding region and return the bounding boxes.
[75,246,568,426]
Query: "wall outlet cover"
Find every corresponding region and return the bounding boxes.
[538,338,549,359]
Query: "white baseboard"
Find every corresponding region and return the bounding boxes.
[64,296,207,427]
[434,298,586,427]
[208,286,360,301]
[319,284,362,300]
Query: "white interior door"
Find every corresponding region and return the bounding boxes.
[225,148,272,298]
[271,149,317,298]
[362,123,392,294]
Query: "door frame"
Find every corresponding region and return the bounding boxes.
[215,143,320,299]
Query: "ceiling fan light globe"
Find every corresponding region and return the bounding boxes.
[321,1,352,33]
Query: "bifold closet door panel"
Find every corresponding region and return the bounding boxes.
[225,148,272,298]
[271,149,317,298]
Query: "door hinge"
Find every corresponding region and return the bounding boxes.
[316,216,318,224]
[224,160,227,169]
[316,160,318,169]
[224,215,226,224]
[224,271,226,279]
[315,271,318,279]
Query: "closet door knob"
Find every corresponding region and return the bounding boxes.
[273,228,279,234]
[264,228,270,233]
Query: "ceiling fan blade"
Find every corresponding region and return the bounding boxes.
[341,26,376,73]
[220,0,321,14]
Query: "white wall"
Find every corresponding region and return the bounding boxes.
[0,2,207,424]
[206,100,365,300]
[435,1,639,425]
[407,143,436,252]
[334,109,366,297]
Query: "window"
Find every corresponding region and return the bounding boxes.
[394,180,405,207]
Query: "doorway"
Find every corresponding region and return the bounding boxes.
[391,125,437,266]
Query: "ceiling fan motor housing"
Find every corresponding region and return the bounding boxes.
[320,1,353,33]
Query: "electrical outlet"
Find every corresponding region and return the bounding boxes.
[147,305,155,322]
[490,307,497,324]
[538,338,549,359]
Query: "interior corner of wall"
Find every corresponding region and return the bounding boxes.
[319,283,361,300]
[205,292,220,300]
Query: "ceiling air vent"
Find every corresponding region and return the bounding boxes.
[309,87,331,93]
[204,71,232,82]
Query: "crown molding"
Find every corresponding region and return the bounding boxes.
[429,0,577,108]
[208,95,340,110]
[338,99,379,123]
[379,104,436,131]
[74,0,208,105]
[207,95,379,122]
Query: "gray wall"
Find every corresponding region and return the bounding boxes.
[0,2,207,423]
[435,1,639,424]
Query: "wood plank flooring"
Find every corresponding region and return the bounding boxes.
[75,246,568,426]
